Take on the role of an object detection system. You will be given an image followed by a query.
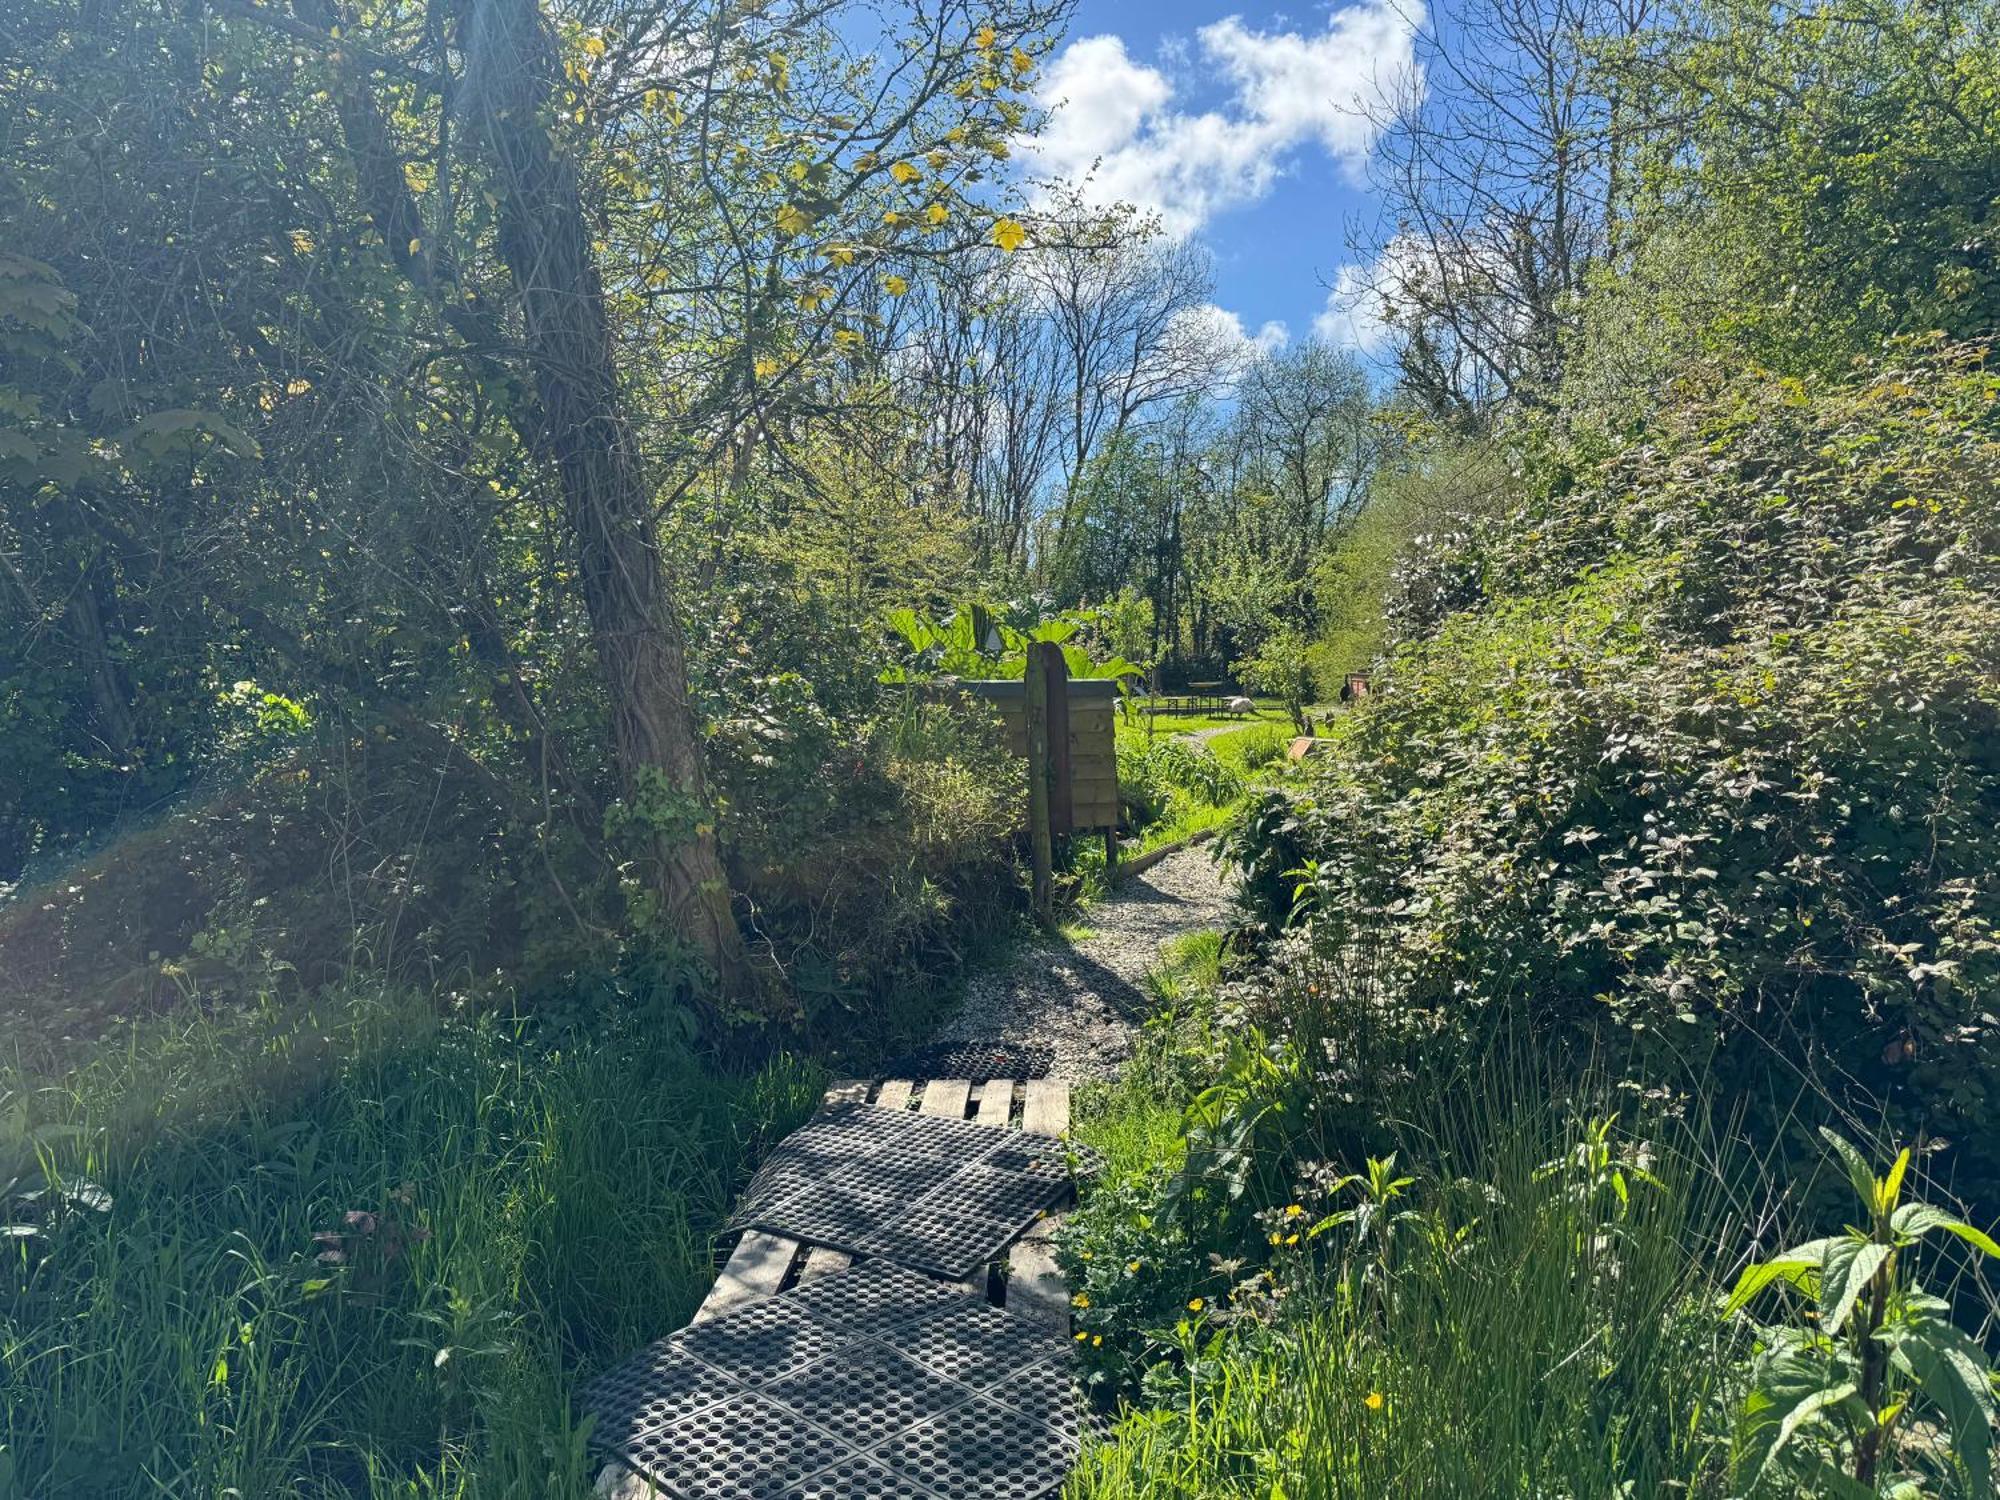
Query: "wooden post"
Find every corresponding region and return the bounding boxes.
[1044,645,1072,841]
[1025,643,1054,923]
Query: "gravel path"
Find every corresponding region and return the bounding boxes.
[935,842,1237,1081]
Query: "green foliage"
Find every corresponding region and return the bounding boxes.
[1231,345,2000,1192]
[1621,0,2000,381]
[0,986,822,1498]
[1115,740,1244,836]
[881,602,1145,687]
[1233,625,1316,733]
[1205,723,1291,776]
[1725,1130,2000,1497]
[1064,980,1742,1497]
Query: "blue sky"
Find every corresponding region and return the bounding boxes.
[1022,0,1416,359]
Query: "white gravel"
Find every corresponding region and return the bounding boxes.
[936,842,1237,1081]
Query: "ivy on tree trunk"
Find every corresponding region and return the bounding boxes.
[462,0,748,999]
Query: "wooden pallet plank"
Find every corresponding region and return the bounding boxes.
[1021,1078,1070,1138]
[973,1079,1014,1127]
[919,1078,972,1119]
[1006,1232,1071,1331]
[695,1230,797,1323]
[797,1244,851,1282]
[822,1078,871,1107]
[876,1078,915,1111]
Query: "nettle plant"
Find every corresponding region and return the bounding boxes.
[1725,1130,2000,1497]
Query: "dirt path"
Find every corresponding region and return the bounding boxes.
[935,842,1236,1081]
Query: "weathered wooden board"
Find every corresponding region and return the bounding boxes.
[974,1079,1014,1127]
[1007,1080,1074,1330]
[963,679,1120,831]
[919,1078,972,1119]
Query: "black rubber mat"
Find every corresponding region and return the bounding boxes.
[879,1039,1056,1080]
[726,1103,1096,1280]
[581,1260,1083,1499]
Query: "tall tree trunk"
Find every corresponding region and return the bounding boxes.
[463,0,748,996]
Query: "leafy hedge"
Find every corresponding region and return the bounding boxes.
[1231,344,2000,1190]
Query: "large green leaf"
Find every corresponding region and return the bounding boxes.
[121,408,263,463]
[1724,1238,1837,1318]
[1884,1319,1996,1496]
[1734,1357,1859,1494]
[1891,1204,2000,1259]
[1819,1237,1890,1337]
[1820,1129,1879,1215]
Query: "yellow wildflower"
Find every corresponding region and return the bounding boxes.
[1365,1391,1385,1411]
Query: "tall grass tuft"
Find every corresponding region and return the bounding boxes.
[0,985,821,1499]
[1068,1063,1748,1498]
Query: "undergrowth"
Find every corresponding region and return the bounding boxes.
[0,987,822,1499]
[1062,934,2000,1498]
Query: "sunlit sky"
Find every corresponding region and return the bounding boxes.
[1022,0,1417,361]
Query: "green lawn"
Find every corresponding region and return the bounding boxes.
[1115,699,1291,743]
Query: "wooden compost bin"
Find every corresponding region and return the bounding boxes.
[957,673,1120,834]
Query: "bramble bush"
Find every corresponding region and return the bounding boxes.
[1229,344,2000,1194]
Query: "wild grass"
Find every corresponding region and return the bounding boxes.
[1204,723,1294,778]
[1060,923,1783,1500]
[1067,1061,1747,1499]
[1071,931,1224,1181]
[0,986,822,1499]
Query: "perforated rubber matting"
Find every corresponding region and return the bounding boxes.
[582,1260,1089,1499]
[878,1038,1057,1081]
[725,1103,1099,1280]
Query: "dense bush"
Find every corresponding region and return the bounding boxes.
[1230,345,2000,1191]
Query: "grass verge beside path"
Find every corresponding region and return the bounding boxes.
[0,988,822,1499]
[1058,937,1747,1499]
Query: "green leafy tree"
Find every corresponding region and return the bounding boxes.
[1237,624,1317,733]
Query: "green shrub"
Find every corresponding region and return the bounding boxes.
[1065,1051,1743,1497]
[1113,739,1246,844]
[1228,345,2000,1195]
[1208,723,1291,775]
[1723,1130,2000,1497]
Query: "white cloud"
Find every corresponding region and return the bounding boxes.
[1027,4,1421,236]
[1034,36,1171,167]
[1313,261,1394,356]
[1174,304,1292,368]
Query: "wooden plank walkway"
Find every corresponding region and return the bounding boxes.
[595,1075,1078,1498]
